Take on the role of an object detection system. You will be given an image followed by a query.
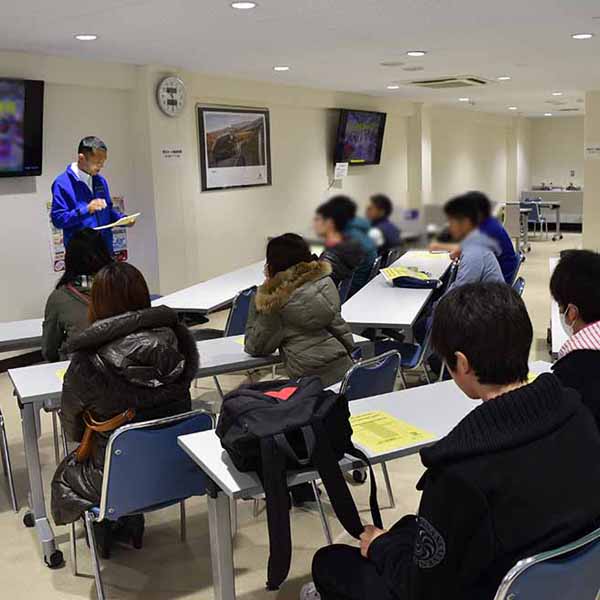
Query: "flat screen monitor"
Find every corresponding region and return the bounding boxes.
[0,78,44,178]
[334,109,386,166]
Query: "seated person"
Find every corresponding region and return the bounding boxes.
[51,262,198,554]
[245,233,355,388]
[42,228,113,362]
[367,194,401,257]
[443,193,504,293]
[551,249,600,429]
[431,191,519,284]
[303,282,600,600]
[315,201,364,287]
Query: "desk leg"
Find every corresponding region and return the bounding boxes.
[207,489,236,600]
[553,206,563,241]
[20,402,62,568]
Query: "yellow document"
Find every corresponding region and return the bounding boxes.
[56,368,67,382]
[233,335,245,346]
[350,411,435,453]
[380,266,431,283]
[527,372,539,383]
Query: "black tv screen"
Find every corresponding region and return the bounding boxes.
[334,109,386,166]
[0,78,44,178]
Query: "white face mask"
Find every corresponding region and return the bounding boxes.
[559,306,574,338]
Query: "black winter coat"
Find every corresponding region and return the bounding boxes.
[51,306,198,525]
[553,349,600,431]
[320,237,364,285]
[368,374,600,600]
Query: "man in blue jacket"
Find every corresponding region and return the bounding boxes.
[51,137,129,254]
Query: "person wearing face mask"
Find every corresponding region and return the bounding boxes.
[550,250,600,430]
[51,136,135,255]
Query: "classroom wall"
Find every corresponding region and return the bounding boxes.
[529,116,584,188]
[0,52,160,321]
[429,108,511,204]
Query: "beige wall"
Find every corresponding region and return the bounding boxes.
[530,116,584,188]
[583,92,600,249]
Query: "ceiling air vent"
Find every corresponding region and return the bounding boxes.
[406,75,492,89]
[558,108,580,112]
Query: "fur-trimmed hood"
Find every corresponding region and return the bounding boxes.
[255,260,333,315]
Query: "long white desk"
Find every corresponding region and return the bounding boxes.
[549,257,567,358]
[0,318,43,352]
[152,261,265,314]
[179,360,552,600]
[341,250,452,330]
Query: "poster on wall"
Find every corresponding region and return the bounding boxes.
[47,195,130,272]
[197,106,272,191]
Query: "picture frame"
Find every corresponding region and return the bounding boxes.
[197,105,272,191]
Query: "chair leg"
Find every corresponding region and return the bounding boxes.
[381,463,396,509]
[213,376,225,400]
[0,413,18,513]
[311,481,333,545]
[70,520,78,576]
[52,411,61,465]
[422,365,432,385]
[230,499,238,538]
[84,512,106,600]
[398,370,408,390]
[180,500,187,543]
[253,499,260,518]
[438,362,447,382]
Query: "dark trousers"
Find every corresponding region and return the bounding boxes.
[312,545,395,600]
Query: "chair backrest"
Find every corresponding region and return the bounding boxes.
[494,526,600,600]
[439,260,459,295]
[337,275,354,304]
[98,410,213,521]
[385,246,406,268]
[224,286,256,337]
[340,350,401,401]
[521,199,542,223]
[503,203,522,238]
[512,276,526,297]
[368,255,383,282]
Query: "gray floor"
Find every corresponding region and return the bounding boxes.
[0,233,579,599]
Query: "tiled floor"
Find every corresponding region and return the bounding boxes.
[0,233,580,599]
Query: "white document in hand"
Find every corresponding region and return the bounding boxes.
[94,213,141,231]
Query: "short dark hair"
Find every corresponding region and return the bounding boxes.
[57,229,113,289]
[550,250,600,324]
[444,193,480,225]
[266,233,314,277]
[432,283,532,385]
[316,195,357,232]
[89,262,151,323]
[370,194,393,218]
[78,136,107,157]
[464,191,492,221]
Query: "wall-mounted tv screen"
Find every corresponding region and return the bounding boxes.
[334,109,386,166]
[0,78,44,178]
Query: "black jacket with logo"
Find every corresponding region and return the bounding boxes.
[368,374,600,599]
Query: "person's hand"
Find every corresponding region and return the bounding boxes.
[88,199,107,213]
[360,525,387,558]
[449,248,462,261]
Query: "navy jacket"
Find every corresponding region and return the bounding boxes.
[479,217,520,284]
[51,165,124,253]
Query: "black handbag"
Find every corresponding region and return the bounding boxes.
[216,376,382,590]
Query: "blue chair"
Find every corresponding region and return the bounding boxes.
[368,255,383,282]
[522,198,548,240]
[0,409,17,512]
[494,526,600,600]
[384,246,406,268]
[337,275,354,304]
[223,286,257,336]
[71,410,214,600]
[513,277,526,297]
[340,351,402,509]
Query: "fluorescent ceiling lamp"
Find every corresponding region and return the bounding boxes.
[387,84,400,90]
[273,65,290,71]
[74,34,98,41]
[231,2,257,9]
[407,50,427,57]
[544,113,553,116]
[552,91,563,96]
[572,33,594,40]
[497,76,512,81]
[508,106,518,111]
[459,97,470,102]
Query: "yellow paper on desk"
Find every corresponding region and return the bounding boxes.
[233,336,245,346]
[408,251,449,259]
[56,368,67,382]
[380,266,431,283]
[350,411,435,453]
[527,372,539,384]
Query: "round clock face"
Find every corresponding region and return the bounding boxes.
[157,76,186,117]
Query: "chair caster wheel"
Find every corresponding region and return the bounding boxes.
[45,549,64,569]
[23,512,35,528]
[352,469,367,484]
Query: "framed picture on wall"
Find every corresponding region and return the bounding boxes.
[197,106,272,191]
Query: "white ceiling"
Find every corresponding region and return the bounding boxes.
[1,0,599,116]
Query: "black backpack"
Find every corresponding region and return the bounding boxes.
[216,376,382,590]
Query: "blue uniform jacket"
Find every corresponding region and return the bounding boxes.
[51,165,124,254]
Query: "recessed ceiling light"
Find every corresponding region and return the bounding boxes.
[508,106,518,111]
[552,91,563,96]
[407,50,427,57]
[74,34,98,41]
[572,33,594,40]
[387,84,400,90]
[544,113,553,117]
[273,65,290,72]
[231,1,257,8]
[459,97,470,102]
[497,76,512,81]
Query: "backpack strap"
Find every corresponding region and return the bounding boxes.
[260,436,292,591]
[345,445,383,530]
